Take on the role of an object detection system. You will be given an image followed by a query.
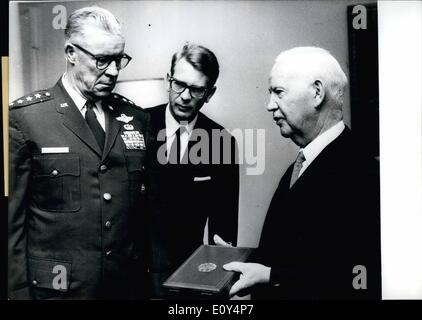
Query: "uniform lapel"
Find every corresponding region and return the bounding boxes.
[102,108,122,161]
[54,81,102,157]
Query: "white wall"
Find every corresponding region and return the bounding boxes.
[9,0,371,248]
[378,0,422,299]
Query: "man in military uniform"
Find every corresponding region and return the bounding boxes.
[8,7,151,299]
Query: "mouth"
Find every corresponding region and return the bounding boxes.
[273,117,285,125]
[176,104,192,113]
[97,83,115,90]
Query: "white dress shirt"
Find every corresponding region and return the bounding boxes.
[298,121,346,177]
[165,104,197,161]
[61,73,106,131]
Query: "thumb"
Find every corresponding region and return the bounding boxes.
[223,261,245,273]
[213,234,230,246]
[229,277,247,297]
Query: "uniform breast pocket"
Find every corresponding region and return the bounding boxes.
[124,150,147,198]
[32,154,81,212]
[28,256,72,300]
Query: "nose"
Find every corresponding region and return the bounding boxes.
[180,87,192,101]
[266,95,278,112]
[104,61,119,77]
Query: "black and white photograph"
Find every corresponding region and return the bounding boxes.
[3,0,422,305]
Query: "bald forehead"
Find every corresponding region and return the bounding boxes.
[270,58,313,84]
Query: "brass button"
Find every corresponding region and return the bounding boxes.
[103,193,112,201]
[140,184,146,194]
[105,221,112,229]
[140,165,146,172]
[100,165,107,172]
[106,250,112,257]
[51,169,59,176]
[32,279,38,286]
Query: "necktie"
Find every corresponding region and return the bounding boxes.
[85,101,105,151]
[290,150,306,188]
[168,127,181,164]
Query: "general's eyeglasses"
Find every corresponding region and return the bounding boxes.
[71,43,132,71]
[168,76,209,99]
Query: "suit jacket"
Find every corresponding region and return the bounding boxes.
[146,104,239,297]
[253,128,381,299]
[8,79,151,299]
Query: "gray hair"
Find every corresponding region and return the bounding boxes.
[275,47,348,109]
[64,6,123,41]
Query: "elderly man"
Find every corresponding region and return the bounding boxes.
[147,43,239,298]
[8,7,150,299]
[224,47,381,299]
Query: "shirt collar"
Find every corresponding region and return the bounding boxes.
[301,120,345,166]
[61,73,103,114]
[165,104,197,138]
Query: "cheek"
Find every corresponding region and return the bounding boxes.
[76,64,93,83]
[169,91,179,103]
[278,101,292,117]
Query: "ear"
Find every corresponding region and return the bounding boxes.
[204,86,217,103]
[313,80,325,108]
[65,43,77,64]
[165,73,171,92]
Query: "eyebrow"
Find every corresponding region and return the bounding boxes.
[269,85,286,91]
[173,77,207,90]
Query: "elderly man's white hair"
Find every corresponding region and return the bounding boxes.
[275,47,348,109]
[64,6,123,41]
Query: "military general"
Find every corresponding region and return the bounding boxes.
[8,6,151,299]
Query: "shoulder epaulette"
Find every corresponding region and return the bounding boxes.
[9,90,54,109]
[107,92,137,107]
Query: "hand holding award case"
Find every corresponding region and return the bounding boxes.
[162,245,254,299]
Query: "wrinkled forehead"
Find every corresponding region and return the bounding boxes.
[72,24,125,53]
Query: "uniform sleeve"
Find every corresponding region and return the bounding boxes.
[8,110,33,299]
[208,135,239,246]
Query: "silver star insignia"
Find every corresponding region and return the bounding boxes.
[26,96,33,101]
[17,99,23,104]
[34,93,41,98]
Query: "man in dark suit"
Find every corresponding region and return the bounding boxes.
[147,43,239,298]
[224,47,381,299]
[8,6,151,299]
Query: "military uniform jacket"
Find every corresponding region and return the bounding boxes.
[8,79,151,299]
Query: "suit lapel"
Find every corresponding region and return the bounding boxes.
[54,81,103,157]
[288,128,350,191]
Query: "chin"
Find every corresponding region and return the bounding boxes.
[95,91,113,98]
[279,127,292,138]
[175,111,193,122]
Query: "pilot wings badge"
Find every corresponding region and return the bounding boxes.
[116,113,134,124]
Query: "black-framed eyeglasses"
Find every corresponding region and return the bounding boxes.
[168,76,209,99]
[71,43,132,71]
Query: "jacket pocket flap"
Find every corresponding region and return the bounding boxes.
[33,154,80,177]
[124,150,147,172]
[193,176,212,182]
[28,257,71,292]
